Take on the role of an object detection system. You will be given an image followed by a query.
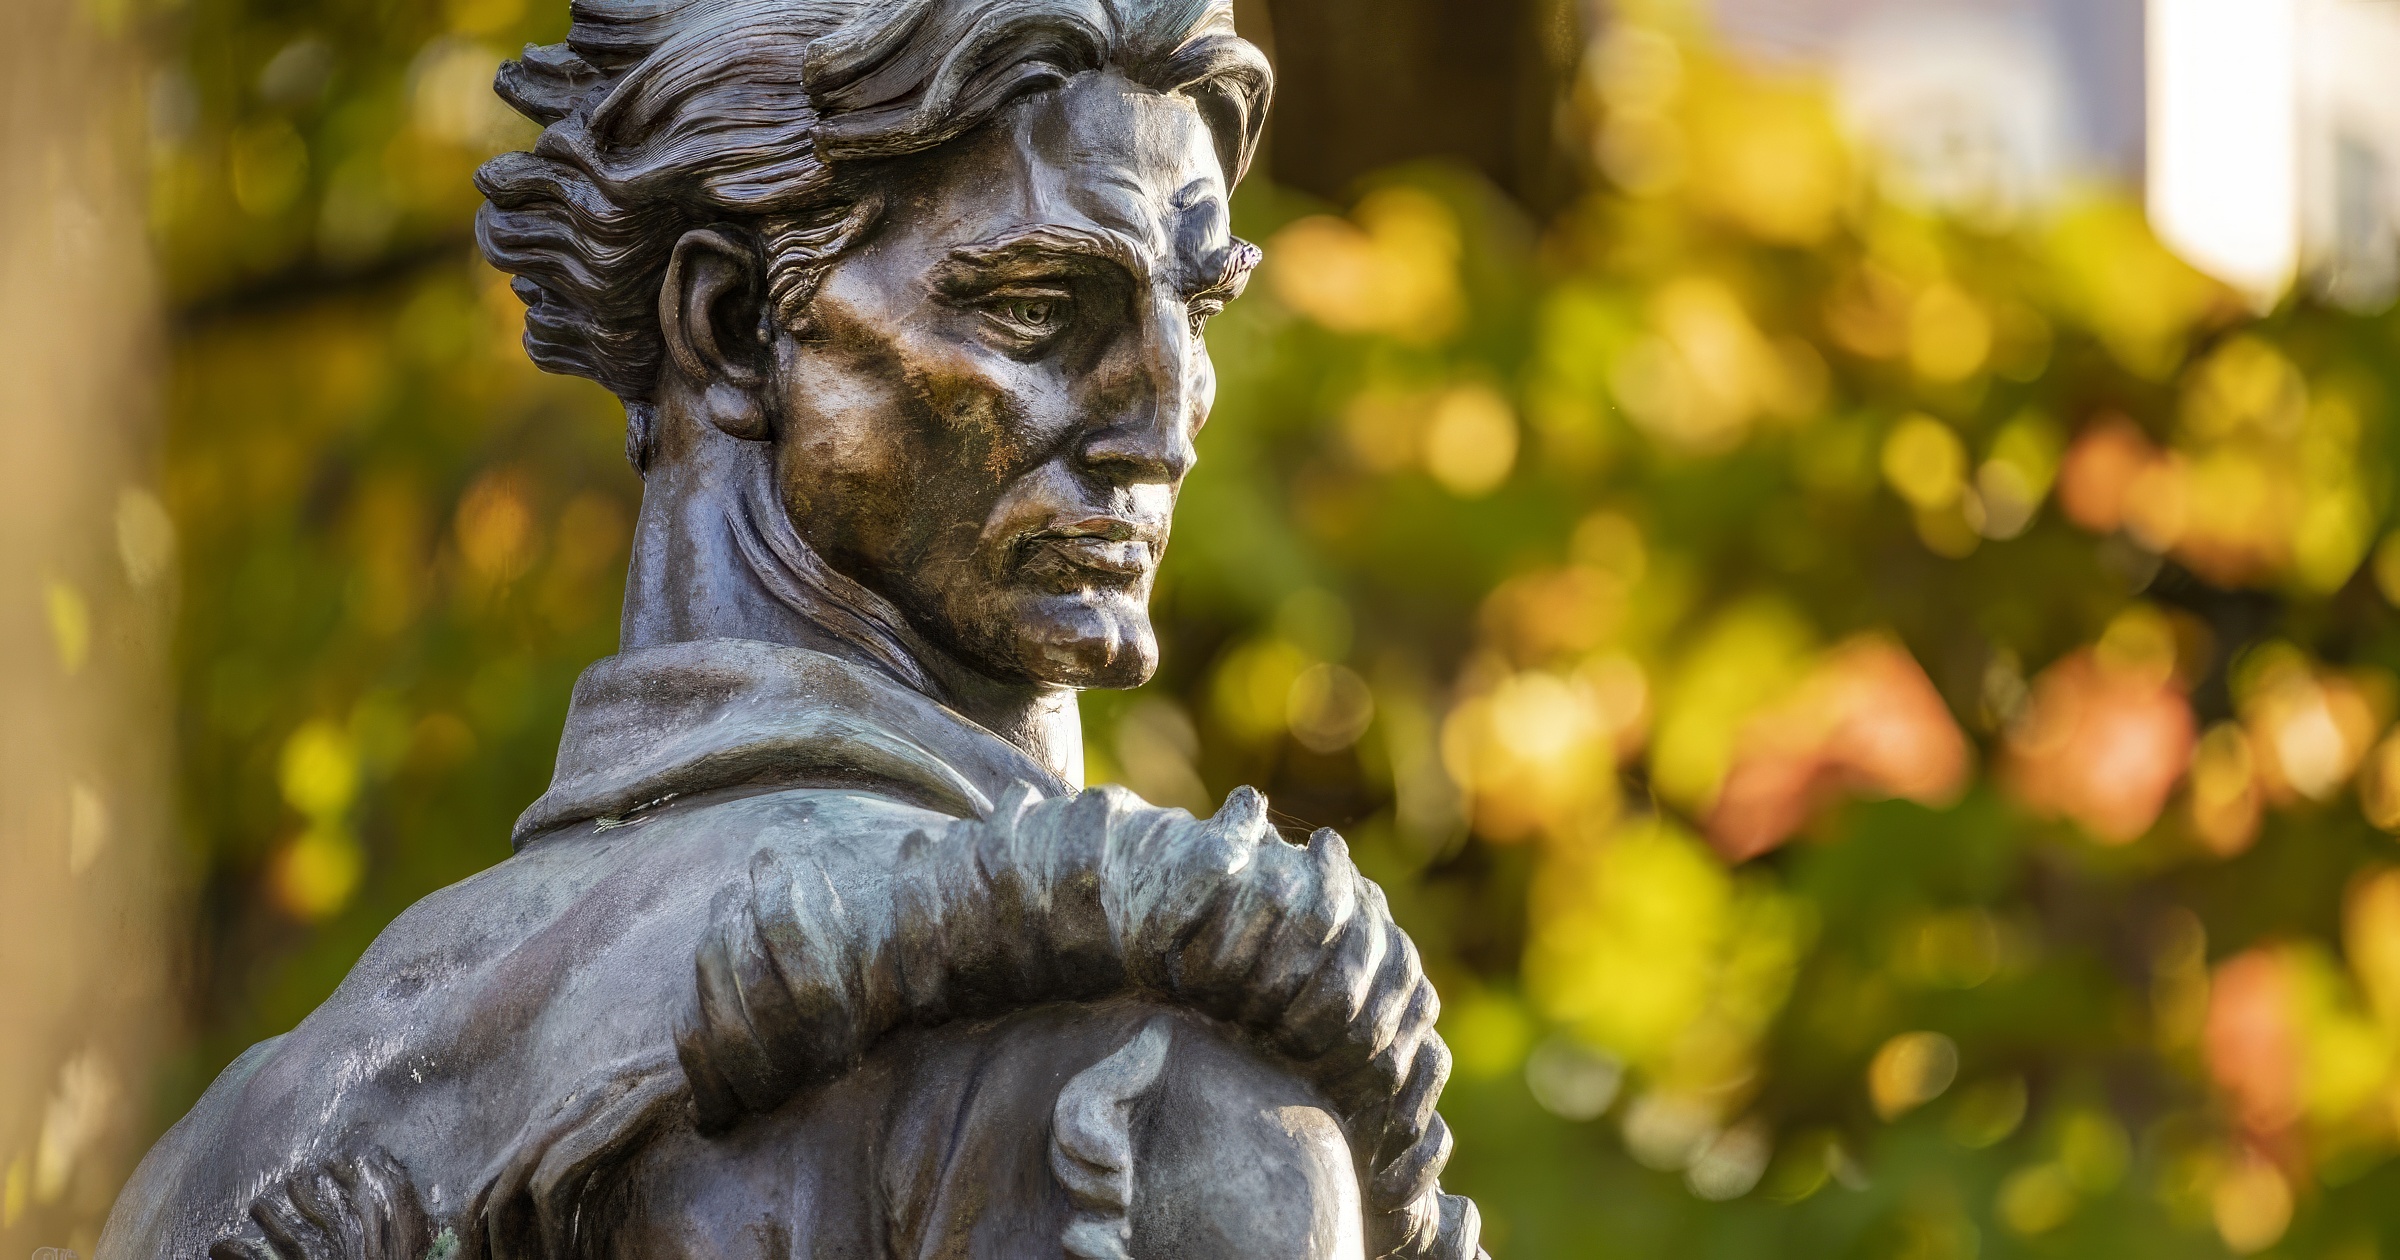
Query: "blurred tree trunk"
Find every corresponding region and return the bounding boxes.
[0,0,177,1250]
[1247,0,1582,211]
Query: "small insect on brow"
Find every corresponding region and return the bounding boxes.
[1182,238,1262,336]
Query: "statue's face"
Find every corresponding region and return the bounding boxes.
[767,70,1248,689]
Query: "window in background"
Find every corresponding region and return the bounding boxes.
[2147,0,2302,304]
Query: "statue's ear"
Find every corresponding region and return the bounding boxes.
[659,227,771,441]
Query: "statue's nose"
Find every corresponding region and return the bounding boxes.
[1077,298,1200,484]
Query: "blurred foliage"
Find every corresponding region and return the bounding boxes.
[150,0,2400,1256]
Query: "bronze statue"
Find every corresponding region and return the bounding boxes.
[102,1,1485,1255]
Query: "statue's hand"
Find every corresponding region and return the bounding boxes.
[206,1150,441,1260]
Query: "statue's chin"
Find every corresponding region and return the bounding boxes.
[1034,641,1158,690]
[994,594,1160,691]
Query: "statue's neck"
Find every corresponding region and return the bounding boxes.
[619,406,1083,787]
[619,412,828,652]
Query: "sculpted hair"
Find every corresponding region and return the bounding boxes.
[474,0,1272,468]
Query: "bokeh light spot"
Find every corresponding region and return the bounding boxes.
[1868,1030,1959,1119]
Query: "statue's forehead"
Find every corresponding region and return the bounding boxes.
[939,73,1228,259]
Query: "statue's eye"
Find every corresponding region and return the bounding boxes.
[990,296,1069,338]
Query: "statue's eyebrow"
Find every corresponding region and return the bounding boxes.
[934,224,1254,305]
[930,226,1151,296]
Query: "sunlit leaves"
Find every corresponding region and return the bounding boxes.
[1227,11,2400,1243]
[1265,186,1465,344]
[1526,816,1812,1102]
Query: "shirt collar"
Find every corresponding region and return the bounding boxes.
[512,637,1072,847]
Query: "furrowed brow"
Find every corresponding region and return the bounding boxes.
[931,226,1151,297]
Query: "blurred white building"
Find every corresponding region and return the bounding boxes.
[2299,0,2400,307]
[1701,0,2400,308]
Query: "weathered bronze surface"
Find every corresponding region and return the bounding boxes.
[102,2,1484,1256]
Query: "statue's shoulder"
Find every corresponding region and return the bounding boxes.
[307,779,972,1056]
[99,780,974,1259]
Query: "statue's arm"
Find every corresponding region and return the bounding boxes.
[679,782,1484,1260]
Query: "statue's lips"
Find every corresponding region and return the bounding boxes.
[1020,521,1156,578]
